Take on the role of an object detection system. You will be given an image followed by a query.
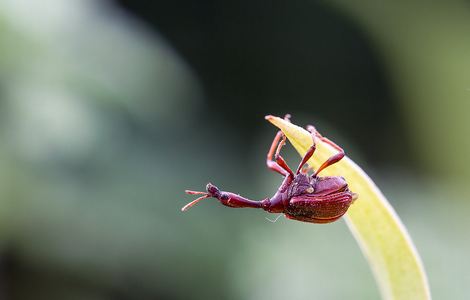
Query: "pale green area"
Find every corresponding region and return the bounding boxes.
[325,0,470,179]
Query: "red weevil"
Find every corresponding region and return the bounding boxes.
[183,115,358,224]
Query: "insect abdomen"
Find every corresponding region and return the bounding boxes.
[285,193,353,223]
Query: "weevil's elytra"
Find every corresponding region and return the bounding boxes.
[183,115,358,224]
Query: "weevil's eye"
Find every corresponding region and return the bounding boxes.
[305,187,314,194]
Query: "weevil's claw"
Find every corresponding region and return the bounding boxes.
[306,125,318,135]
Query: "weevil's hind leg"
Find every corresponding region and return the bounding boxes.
[306,125,345,176]
[266,131,294,177]
[314,137,344,176]
[295,127,317,174]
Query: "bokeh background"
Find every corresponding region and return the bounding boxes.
[1,0,470,299]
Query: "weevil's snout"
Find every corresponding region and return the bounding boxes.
[206,183,221,197]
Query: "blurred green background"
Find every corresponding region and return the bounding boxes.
[1,0,469,299]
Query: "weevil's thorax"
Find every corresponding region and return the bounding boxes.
[268,174,351,213]
[287,174,350,198]
[313,175,349,196]
[287,174,317,197]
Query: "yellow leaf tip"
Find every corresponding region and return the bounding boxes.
[264,115,284,126]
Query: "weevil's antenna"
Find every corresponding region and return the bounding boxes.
[182,190,210,212]
[185,190,207,195]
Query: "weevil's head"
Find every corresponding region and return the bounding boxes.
[183,183,225,212]
[206,183,221,197]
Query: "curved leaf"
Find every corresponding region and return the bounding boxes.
[266,115,431,300]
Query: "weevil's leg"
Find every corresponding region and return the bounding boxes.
[182,183,270,211]
[313,148,344,176]
[265,113,295,179]
[295,127,317,174]
[274,133,294,177]
[314,135,344,176]
[266,131,289,176]
[266,131,294,177]
[306,125,345,176]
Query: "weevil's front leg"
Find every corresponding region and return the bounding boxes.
[183,183,270,211]
[266,131,294,177]
[295,127,317,174]
[266,131,287,176]
[306,125,345,176]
